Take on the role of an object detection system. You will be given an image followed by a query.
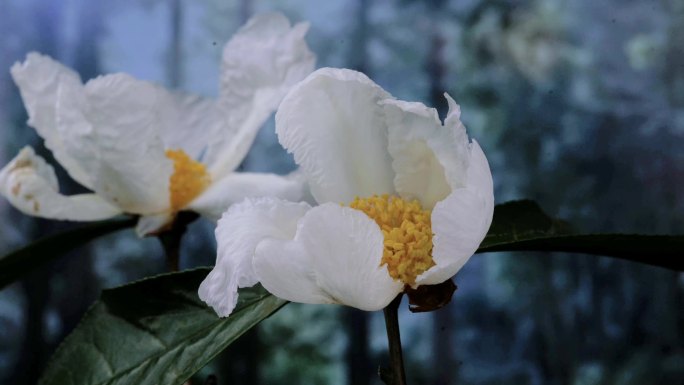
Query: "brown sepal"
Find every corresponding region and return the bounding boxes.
[405,279,457,313]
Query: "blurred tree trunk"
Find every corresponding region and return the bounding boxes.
[218,328,261,385]
[350,0,370,73]
[431,308,455,385]
[535,258,573,385]
[0,0,19,213]
[168,0,183,88]
[345,2,372,385]
[426,32,448,118]
[0,1,19,155]
[11,262,52,385]
[664,0,684,107]
[239,0,252,25]
[345,310,373,385]
[72,0,102,80]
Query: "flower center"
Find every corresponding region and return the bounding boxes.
[165,149,211,212]
[349,194,435,286]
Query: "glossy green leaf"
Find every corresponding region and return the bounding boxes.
[478,200,684,271]
[0,217,136,289]
[39,269,287,385]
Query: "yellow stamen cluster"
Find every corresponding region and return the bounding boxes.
[349,194,434,285]
[165,149,211,212]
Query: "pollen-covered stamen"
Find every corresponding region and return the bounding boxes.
[165,149,211,212]
[349,194,434,286]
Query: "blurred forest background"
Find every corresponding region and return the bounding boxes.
[0,0,683,384]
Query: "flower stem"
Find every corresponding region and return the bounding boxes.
[158,211,198,271]
[382,294,408,385]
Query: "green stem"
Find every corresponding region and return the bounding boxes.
[157,211,198,272]
[383,294,408,385]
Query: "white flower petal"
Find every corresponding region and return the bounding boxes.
[135,213,174,237]
[382,93,470,209]
[253,238,333,305]
[188,172,305,221]
[276,68,396,204]
[10,53,94,189]
[466,140,495,204]
[205,12,316,178]
[284,167,317,205]
[254,203,403,311]
[0,147,122,221]
[56,73,173,214]
[199,197,311,317]
[155,91,217,160]
[416,141,494,285]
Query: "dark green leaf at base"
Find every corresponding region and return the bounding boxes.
[38,268,287,385]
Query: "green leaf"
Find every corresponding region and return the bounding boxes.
[478,200,684,271]
[0,217,136,290]
[39,268,287,385]
[481,200,575,246]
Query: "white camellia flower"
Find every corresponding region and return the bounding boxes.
[0,13,315,236]
[199,68,494,317]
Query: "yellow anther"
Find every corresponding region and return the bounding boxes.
[165,149,211,212]
[349,194,434,285]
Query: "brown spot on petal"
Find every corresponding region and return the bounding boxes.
[11,183,21,196]
[33,200,40,213]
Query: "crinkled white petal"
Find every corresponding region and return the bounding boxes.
[205,12,316,178]
[416,141,494,285]
[10,53,94,189]
[187,172,305,221]
[276,68,396,204]
[0,147,122,221]
[382,93,470,209]
[56,72,173,214]
[254,203,403,311]
[199,197,311,317]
